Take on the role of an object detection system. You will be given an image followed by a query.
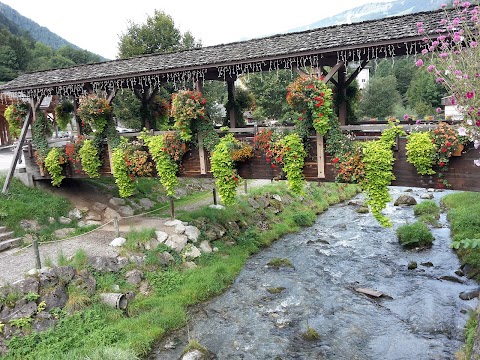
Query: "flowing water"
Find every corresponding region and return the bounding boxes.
[150,187,478,360]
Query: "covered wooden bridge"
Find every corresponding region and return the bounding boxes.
[1,7,479,192]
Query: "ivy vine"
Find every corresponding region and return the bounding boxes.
[405,132,436,175]
[111,140,136,198]
[277,133,307,194]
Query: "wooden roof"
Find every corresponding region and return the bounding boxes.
[0,8,447,97]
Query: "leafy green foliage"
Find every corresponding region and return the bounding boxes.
[4,101,29,138]
[406,71,443,116]
[210,133,241,205]
[414,200,440,226]
[396,221,434,248]
[406,132,436,175]
[358,75,402,118]
[54,100,74,130]
[141,134,179,197]
[31,112,52,169]
[111,142,136,198]
[79,139,102,179]
[277,133,307,194]
[44,147,66,186]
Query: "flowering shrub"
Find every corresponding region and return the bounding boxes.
[171,90,207,142]
[77,94,112,133]
[406,131,437,175]
[4,102,29,138]
[125,145,153,178]
[415,1,480,165]
[162,132,188,162]
[231,143,254,162]
[276,133,307,193]
[65,137,84,173]
[286,75,334,135]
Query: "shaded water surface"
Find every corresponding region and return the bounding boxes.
[150,187,478,360]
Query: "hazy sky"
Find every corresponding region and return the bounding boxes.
[2,0,391,59]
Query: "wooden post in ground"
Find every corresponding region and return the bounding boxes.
[32,234,41,270]
[213,188,217,205]
[170,197,175,220]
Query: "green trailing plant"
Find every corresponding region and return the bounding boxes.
[9,316,33,329]
[44,147,67,186]
[111,140,136,198]
[406,131,436,175]
[54,99,74,130]
[302,326,321,341]
[79,139,102,178]
[4,101,29,138]
[210,133,241,206]
[23,292,40,302]
[32,112,52,170]
[171,90,207,142]
[141,132,179,197]
[37,301,46,312]
[276,133,307,194]
[360,121,405,227]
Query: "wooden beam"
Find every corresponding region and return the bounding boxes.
[107,88,118,104]
[338,64,347,126]
[227,79,236,128]
[2,96,44,194]
[322,61,344,84]
[346,60,369,87]
[316,133,325,179]
[197,133,207,175]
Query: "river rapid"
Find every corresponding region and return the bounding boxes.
[150,186,478,360]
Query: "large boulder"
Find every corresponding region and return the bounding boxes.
[394,194,417,206]
[185,226,201,242]
[165,234,188,252]
[139,198,155,210]
[109,197,126,207]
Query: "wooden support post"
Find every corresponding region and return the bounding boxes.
[322,61,344,84]
[338,64,347,126]
[113,217,120,238]
[198,133,207,175]
[227,79,236,128]
[317,132,325,179]
[2,96,43,194]
[32,234,42,270]
[170,197,175,220]
[195,80,203,94]
[108,143,114,174]
[244,179,248,194]
[213,188,217,205]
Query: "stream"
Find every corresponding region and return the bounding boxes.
[149,186,478,360]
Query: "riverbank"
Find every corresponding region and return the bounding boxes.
[0,181,361,359]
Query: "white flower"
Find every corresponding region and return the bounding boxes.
[474,159,480,167]
[458,127,467,136]
[475,139,480,149]
[467,119,473,126]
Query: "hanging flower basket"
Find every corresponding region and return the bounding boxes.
[170,90,207,142]
[77,94,113,133]
[4,102,29,138]
[452,143,464,157]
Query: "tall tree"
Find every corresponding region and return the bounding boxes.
[115,10,202,130]
[358,75,402,118]
[406,71,444,116]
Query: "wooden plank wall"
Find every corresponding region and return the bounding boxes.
[24,134,480,192]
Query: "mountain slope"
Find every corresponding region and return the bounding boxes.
[0,1,79,50]
[291,0,446,31]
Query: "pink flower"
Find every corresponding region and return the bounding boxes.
[463,2,471,7]
[441,3,447,8]
[436,107,442,113]
[418,28,425,34]
[452,17,461,25]
[415,59,424,67]
[453,34,462,42]
[427,65,436,72]
[416,22,424,28]
[422,49,429,54]
[466,91,475,98]
[439,53,449,58]
[403,114,409,120]
[436,77,445,83]
[470,41,478,47]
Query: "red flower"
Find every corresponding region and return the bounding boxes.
[442,148,447,153]
[446,141,451,147]
[439,162,445,167]
[332,157,339,164]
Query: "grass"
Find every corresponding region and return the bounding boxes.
[414,200,441,226]
[302,326,321,341]
[2,181,360,359]
[0,176,72,237]
[396,221,434,248]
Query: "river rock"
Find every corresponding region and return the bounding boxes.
[117,205,134,216]
[420,193,434,200]
[109,197,126,206]
[33,310,57,332]
[85,212,102,221]
[165,234,188,252]
[248,198,260,209]
[92,202,108,211]
[71,269,96,295]
[53,266,76,283]
[394,195,417,206]
[58,216,72,225]
[9,301,37,320]
[199,240,213,254]
[156,231,169,243]
[42,285,68,311]
[126,269,144,285]
[68,208,83,220]
[39,268,59,288]
[183,245,201,259]
[164,219,183,227]
[139,198,155,210]
[175,223,186,234]
[110,237,126,247]
[459,288,480,300]
[53,227,76,239]
[88,256,127,272]
[129,254,146,266]
[16,277,40,294]
[408,261,417,270]
[159,251,175,266]
[103,207,121,220]
[185,226,201,242]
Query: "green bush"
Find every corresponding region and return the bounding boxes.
[292,211,316,227]
[414,200,440,226]
[396,221,434,248]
